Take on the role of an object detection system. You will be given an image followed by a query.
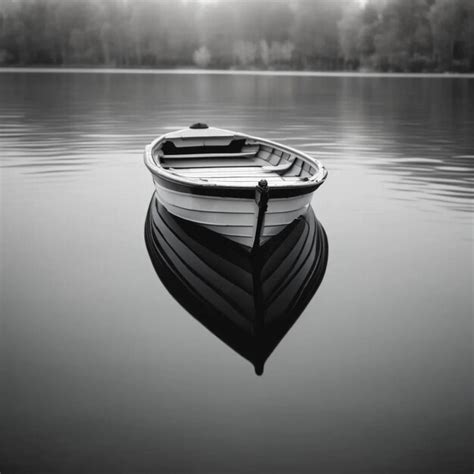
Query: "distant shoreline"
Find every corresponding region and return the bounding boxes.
[0,67,473,78]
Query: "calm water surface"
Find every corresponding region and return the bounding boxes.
[1,72,472,473]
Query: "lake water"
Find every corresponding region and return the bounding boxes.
[1,71,472,473]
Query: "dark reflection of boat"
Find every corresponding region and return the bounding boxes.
[144,194,329,375]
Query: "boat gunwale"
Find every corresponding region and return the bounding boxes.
[144,128,328,196]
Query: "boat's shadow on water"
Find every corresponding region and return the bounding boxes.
[144,194,329,375]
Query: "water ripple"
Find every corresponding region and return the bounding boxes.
[1,72,472,217]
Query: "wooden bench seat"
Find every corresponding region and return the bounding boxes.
[161,151,257,159]
[162,157,268,169]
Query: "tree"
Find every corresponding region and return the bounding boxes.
[233,41,258,67]
[193,46,211,68]
[429,0,472,70]
[0,0,472,72]
[339,4,364,67]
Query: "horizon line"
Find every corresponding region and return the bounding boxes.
[0,67,473,78]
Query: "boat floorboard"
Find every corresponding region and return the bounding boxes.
[175,166,278,177]
[168,166,307,185]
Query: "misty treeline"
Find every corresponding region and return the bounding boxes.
[0,0,473,72]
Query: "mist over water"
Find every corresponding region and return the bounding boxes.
[1,72,472,473]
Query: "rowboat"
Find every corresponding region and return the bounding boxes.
[145,195,329,375]
[144,123,328,248]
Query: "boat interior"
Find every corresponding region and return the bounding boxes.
[155,137,319,186]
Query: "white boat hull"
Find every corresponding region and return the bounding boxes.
[154,180,313,247]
